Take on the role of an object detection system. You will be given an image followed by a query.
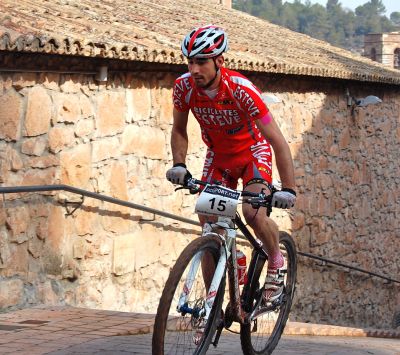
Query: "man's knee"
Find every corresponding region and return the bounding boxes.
[242,205,264,228]
[243,207,278,231]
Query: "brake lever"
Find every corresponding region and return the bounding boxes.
[174,185,200,194]
[174,186,186,192]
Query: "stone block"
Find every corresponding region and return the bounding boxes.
[7,147,23,171]
[36,280,60,304]
[74,284,102,306]
[92,136,120,162]
[0,89,23,141]
[288,141,302,157]
[48,125,75,153]
[187,112,204,154]
[0,229,11,268]
[39,206,65,276]
[101,206,133,235]
[121,124,166,159]
[54,94,80,124]
[24,86,52,137]
[35,218,48,240]
[21,136,48,156]
[113,226,173,276]
[0,278,24,308]
[0,157,9,184]
[339,128,351,149]
[29,155,59,169]
[157,86,174,128]
[319,173,333,191]
[7,243,29,274]
[28,235,44,259]
[79,94,94,119]
[6,205,30,239]
[73,239,86,259]
[75,118,94,137]
[60,144,91,187]
[96,91,126,137]
[112,233,136,275]
[128,80,151,122]
[21,167,57,186]
[329,143,340,156]
[292,213,305,230]
[109,161,128,200]
[74,199,101,236]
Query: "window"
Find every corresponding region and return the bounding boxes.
[394,48,400,69]
[370,47,377,62]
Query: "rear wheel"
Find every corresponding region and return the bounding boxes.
[240,232,297,354]
[152,235,225,355]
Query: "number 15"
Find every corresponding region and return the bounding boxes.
[209,198,226,211]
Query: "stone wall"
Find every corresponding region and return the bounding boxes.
[0,55,399,329]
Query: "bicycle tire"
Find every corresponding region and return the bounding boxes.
[240,231,297,355]
[152,235,225,355]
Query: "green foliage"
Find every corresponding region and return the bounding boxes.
[232,0,400,52]
[390,12,400,26]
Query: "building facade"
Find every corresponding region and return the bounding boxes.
[364,32,400,69]
[0,0,399,330]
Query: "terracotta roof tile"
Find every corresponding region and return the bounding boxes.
[0,0,399,84]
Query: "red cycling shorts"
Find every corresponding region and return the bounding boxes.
[201,140,273,189]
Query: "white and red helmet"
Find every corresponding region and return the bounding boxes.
[181,25,228,59]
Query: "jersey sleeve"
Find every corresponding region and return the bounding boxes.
[230,75,269,121]
[172,75,191,112]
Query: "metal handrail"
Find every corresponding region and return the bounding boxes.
[0,184,200,227]
[1,184,399,285]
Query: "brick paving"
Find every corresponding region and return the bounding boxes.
[0,306,398,354]
[47,333,400,355]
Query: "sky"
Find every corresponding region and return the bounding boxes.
[284,0,399,16]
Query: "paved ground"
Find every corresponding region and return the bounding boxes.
[0,306,398,354]
[49,333,400,355]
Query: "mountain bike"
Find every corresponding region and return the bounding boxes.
[152,178,297,355]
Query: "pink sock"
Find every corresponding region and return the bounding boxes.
[268,252,284,270]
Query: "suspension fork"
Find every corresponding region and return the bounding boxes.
[177,249,203,312]
[177,235,228,320]
[203,244,227,319]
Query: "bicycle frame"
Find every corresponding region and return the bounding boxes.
[176,212,269,326]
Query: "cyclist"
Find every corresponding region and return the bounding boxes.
[166,25,296,305]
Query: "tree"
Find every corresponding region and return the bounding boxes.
[390,12,400,27]
[232,0,398,52]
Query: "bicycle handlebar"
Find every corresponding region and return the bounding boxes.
[179,177,276,211]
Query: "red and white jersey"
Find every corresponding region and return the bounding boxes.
[173,67,269,154]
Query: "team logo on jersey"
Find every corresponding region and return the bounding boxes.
[233,86,261,117]
[202,150,215,178]
[217,99,234,105]
[251,140,272,170]
[226,125,243,135]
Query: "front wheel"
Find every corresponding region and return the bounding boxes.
[152,235,225,355]
[240,231,297,355]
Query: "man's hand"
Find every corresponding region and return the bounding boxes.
[166,163,192,185]
[271,188,296,209]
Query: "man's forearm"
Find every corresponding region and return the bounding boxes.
[274,142,296,190]
[171,129,189,165]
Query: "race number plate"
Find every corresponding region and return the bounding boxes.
[195,185,241,219]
